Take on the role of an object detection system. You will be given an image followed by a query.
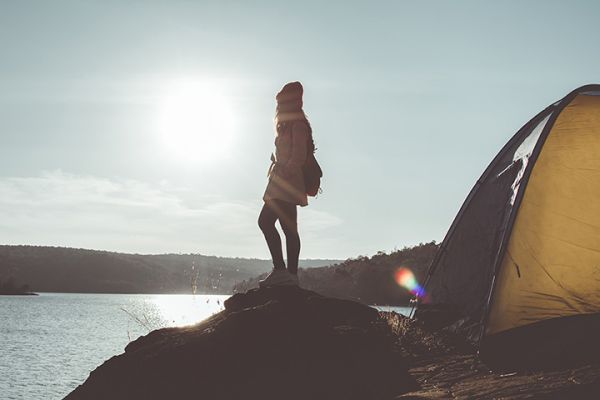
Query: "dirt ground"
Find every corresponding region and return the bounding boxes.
[383,312,600,399]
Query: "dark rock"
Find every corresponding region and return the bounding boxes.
[65,286,417,400]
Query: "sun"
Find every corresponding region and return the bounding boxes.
[158,80,234,162]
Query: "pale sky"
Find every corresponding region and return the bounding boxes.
[1,1,600,259]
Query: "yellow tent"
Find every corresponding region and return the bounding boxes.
[417,85,600,368]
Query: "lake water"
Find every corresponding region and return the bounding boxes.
[0,293,410,400]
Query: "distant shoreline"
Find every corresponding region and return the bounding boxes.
[0,245,341,295]
[2,291,413,307]
[29,291,232,296]
[0,291,38,296]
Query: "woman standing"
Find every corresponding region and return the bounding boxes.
[258,81,311,287]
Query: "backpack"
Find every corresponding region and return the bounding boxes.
[303,132,323,197]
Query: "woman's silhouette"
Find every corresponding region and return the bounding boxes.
[258,81,311,287]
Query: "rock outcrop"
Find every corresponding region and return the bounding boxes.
[65,286,417,400]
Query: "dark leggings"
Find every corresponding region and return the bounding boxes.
[258,200,300,275]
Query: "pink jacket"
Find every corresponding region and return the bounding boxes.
[263,121,309,206]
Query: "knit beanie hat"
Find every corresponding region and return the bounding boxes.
[276,81,303,111]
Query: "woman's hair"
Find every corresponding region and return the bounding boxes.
[274,81,312,136]
[275,113,312,137]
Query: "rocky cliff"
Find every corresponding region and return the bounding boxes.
[65,286,417,400]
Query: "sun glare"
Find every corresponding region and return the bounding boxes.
[151,294,226,327]
[158,80,234,162]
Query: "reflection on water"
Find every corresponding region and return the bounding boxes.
[122,294,226,331]
[373,305,412,316]
[0,293,228,400]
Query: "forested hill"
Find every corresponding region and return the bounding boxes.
[0,245,339,294]
[233,242,439,306]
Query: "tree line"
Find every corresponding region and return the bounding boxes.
[0,245,339,294]
[233,241,439,305]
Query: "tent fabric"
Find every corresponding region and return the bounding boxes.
[417,107,555,340]
[486,93,600,335]
[481,312,600,371]
[418,84,600,348]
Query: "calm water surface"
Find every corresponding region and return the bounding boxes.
[1,293,228,400]
[1,293,410,400]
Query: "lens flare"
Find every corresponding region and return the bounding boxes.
[394,267,426,298]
